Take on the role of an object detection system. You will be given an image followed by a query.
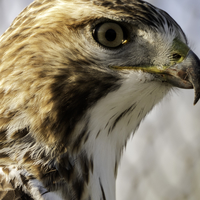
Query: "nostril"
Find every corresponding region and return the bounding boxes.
[172,53,182,61]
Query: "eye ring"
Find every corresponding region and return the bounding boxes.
[93,22,128,48]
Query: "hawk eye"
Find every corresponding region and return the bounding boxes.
[93,22,127,48]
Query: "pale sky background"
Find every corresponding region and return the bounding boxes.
[0,1,200,200]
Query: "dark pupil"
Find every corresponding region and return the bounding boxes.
[105,29,117,41]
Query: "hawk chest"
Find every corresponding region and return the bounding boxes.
[71,75,171,200]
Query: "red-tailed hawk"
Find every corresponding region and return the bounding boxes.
[0,0,199,200]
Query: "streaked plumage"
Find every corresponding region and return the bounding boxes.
[0,0,199,200]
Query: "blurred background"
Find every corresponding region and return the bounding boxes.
[0,0,200,200]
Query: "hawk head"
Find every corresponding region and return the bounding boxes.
[0,0,199,200]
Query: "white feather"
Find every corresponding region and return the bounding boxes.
[76,70,172,200]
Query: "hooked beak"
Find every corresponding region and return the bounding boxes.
[111,43,200,105]
[161,50,200,105]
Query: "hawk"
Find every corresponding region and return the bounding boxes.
[0,0,199,200]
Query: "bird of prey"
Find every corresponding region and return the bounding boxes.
[0,0,199,200]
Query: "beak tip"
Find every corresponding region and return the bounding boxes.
[193,91,200,105]
[193,101,197,106]
[184,50,200,105]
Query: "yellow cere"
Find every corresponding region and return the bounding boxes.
[170,38,190,64]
